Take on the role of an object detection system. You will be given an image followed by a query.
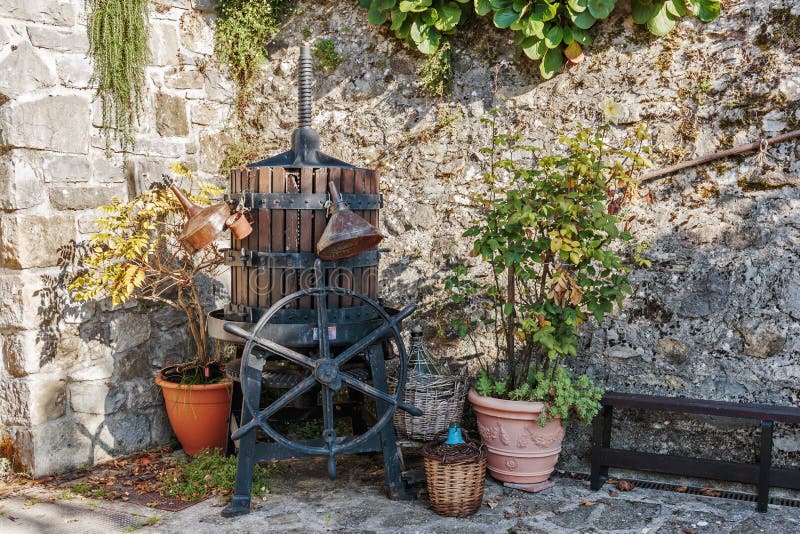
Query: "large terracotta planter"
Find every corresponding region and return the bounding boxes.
[468,389,565,484]
[156,374,232,455]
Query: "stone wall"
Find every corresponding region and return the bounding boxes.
[0,0,233,475]
[2,0,799,479]
[241,0,800,474]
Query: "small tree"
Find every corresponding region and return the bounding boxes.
[69,164,225,375]
[446,117,651,424]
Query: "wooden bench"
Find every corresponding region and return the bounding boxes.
[590,391,800,512]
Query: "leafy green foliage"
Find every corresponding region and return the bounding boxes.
[360,0,471,54]
[312,39,343,71]
[215,0,285,111]
[68,163,225,367]
[87,0,149,153]
[159,449,272,500]
[445,114,652,424]
[360,0,721,79]
[419,40,453,96]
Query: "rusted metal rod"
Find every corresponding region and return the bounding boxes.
[640,129,800,183]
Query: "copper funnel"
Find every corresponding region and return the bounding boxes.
[170,184,231,254]
[316,181,383,260]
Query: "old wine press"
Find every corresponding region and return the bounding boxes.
[207,46,422,517]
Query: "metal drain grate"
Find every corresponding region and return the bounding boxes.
[554,471,800,508]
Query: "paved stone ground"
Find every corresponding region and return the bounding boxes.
[1,454,798,533]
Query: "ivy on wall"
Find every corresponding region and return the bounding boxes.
[87,0,150,153]
[214,0,285,114]
[360,0,721,79]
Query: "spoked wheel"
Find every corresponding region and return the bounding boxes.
[223,259,421,480]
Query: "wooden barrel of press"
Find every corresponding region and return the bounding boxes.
[229,166,379,312]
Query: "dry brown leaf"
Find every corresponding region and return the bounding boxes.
[485,498,500,509]
[616,480,635,491]
[675,486,688,493]
[579,501,597,506]
[701,488,721,497]
[608,490,619,497]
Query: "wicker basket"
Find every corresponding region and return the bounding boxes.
[422,439,487,517]
[389,370,467,441]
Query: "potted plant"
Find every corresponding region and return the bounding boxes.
[69,163,231,455]
[445,120,651,484]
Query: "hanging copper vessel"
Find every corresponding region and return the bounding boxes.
[170,184,231,254]
[316,181,383,260]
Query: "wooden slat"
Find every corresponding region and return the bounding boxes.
[284,172,299,308]
[231,169,245,310]
[339,168,355,308]
[597,447,800,491]
[324,168,340,309]
[270,167,285,309]
[246,167,259,309]
[352,168,367,304]
[366,169,378,301]
[602,392,800,423]
[299,167,314,309]
[257,167,272,309]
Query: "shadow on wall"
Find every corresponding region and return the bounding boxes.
[560,156,800,473]
[26,241,227,475]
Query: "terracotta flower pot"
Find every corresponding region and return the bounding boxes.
[156,374,233,455]
[468,389,565,484]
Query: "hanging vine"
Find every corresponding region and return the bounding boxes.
[87,0,150,154]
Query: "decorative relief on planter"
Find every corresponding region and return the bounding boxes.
[478,421,497,442]
[505,458,518,471]
[517,423,566,448]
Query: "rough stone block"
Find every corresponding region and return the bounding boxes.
[149,21,180,66]
[110,313,152,353]
[737,318,787,359]
[90,152,125,183]
[0,0,76,26]
[655,337,688,364]
[114,346,152,381]
[198,130,233,173]
[20,149,92,183]
[3,330,43,377]
[30,418,92,477]
[179,11,214,55]
[48,184,126,210]
[0,213,76,268]
[0,39,56,99]
[124,378,162,410]
[155,92,189,136]
[0,151,42,210]
[68,380,125,415]
[190,101,226,126]
[148,328,190,369]
[69,359,114,381]
[27,377,66,424]
[0,273,44,328]
[147,406,174,446]
[0,95,91,154]
[103,411,150,453]
[165,68,204,89]
[0,377,65,425]
[27,25,88,53]
[55,53,94,88]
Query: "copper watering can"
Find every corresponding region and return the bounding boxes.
[170,184,231,253]
[316,181,383,260]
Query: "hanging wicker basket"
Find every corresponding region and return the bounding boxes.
[389,370,467,441]
[422,438,487,517]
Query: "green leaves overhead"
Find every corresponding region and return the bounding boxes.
[364,0,468,54]
[361,0,722,79]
